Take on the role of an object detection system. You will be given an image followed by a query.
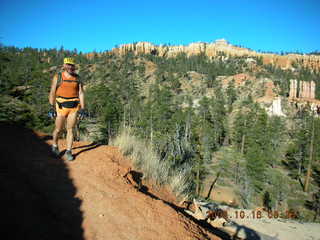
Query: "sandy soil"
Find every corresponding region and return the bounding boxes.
[1,124,230,240]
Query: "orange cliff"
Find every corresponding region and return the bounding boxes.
[111,39,320,70]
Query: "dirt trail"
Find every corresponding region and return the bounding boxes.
[1,124,228,240]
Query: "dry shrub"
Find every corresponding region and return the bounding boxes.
[111,127,191,198]
[169,167,193,198]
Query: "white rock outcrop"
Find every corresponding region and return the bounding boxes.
[267,97,286,117]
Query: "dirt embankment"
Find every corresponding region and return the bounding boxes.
[1,124,232,240]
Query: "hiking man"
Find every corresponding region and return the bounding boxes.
[48,57,86,161]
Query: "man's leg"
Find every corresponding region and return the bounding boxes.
[66,111,78,151]
[52,115,66,146]
[51,115,65,156]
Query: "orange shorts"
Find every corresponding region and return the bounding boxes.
[56,97,80,117]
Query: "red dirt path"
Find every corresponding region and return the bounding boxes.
[1,124,229,240]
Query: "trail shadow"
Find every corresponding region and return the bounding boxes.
[72,142,100,150]
[132,171,161,200]
[73,142,102,157]
[0,123,84,240]
[39,134,53,141]
[232,222,281,240]
[123,169,160,200]
[232,222,261,240]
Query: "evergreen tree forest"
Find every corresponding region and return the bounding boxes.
[1,45,320,222]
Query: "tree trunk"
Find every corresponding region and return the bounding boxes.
[196,164,200,196]
[241,134,246,154]
[206,171,221,200]
[123,105,126,128]
[313,209,318,222]
[108,120,111,143]
[235,162,240,184]
[150,108,153,146]
[304,116,315,192]
[298,155,302,177]
[241,120,246,154]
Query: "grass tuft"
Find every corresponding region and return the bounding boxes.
[111,127,191,198]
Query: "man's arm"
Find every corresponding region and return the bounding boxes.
[49,74,58,105]
[79,83,85,109]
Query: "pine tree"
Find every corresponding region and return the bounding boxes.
[226,79,237,112]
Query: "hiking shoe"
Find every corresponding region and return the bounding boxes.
[51,145,60,156]
[65,150,74,161]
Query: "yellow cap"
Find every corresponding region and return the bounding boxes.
[64,57,75,65]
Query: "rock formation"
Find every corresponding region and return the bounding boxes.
[301,81,315,99]
[289,80,316,99]
[111,39,320,70]
[310,81,316,99]
[267,97,286,117]
[289,79,298,98]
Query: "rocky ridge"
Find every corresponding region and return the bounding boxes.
[111,39,320,70]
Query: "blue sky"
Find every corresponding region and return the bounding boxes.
[0,0,319,53]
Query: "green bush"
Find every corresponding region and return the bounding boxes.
[0,95,37,128]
